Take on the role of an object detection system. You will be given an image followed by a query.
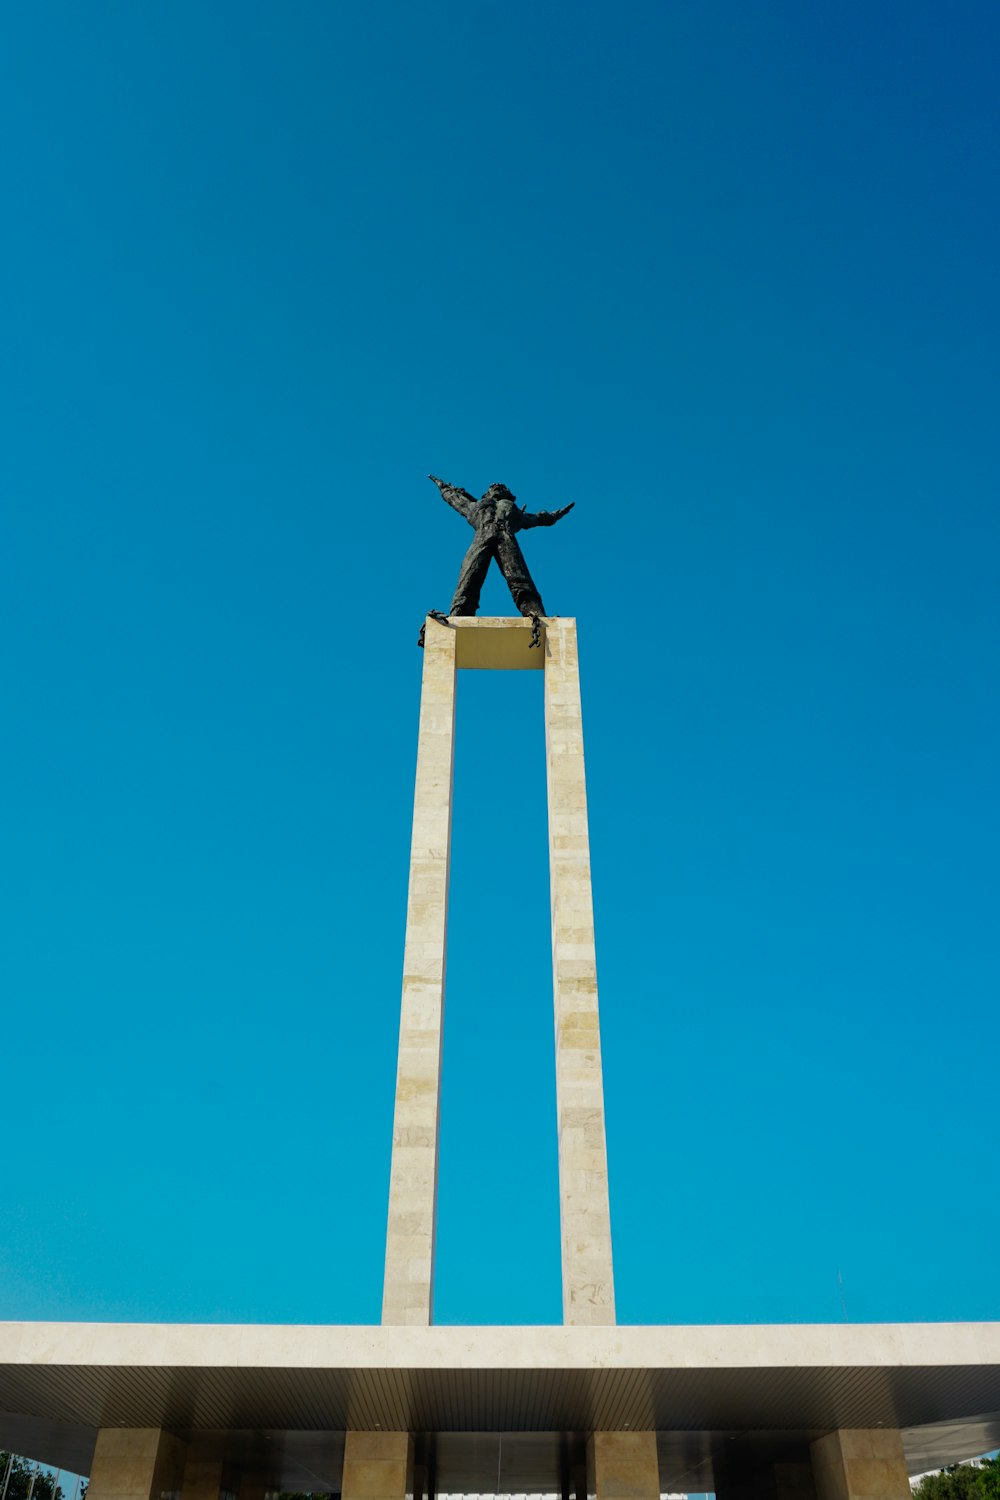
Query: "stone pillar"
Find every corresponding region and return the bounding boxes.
[587,1433,659,1500]
[342,1433,414,1500]
[810,1430,911,1500]
[545,617,616,1325]
[381,617,458,1325]
[88,1429,188,1500]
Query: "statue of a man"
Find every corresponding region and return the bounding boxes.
[427,475,574,633]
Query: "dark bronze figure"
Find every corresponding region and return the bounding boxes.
[421,475,574,646]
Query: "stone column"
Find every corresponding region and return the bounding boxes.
[381,617,458,1325]
[810,1430,911,1500]
[88,1430,188,1500]
[544,617,616,1325]
[587,1433,660,1500]
[342,1433,414,1500]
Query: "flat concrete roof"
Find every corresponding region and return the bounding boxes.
[2,1322,999,1490]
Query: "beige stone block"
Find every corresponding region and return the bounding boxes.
[563,1103,606,1127]
[89,1429,188,1500]
[811,1430,909,1500]
[561,1148,611,1176]
[555,945,597,964]
[588,1432,659,1500]
[558,1011,601,1040]
[343,1431,413,1500]
[559,1081,605,1106]
[556,958,601,981]
[392,1125,435,1149]
[386,1207,429,1235]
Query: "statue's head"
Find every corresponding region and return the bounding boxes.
[483,482,515,502]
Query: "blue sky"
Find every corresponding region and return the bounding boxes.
[1,0,997,1328]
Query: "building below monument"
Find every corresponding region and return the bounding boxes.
[1,1320,999,1499]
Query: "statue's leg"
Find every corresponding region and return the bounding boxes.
[450,537,494,616]
[496,535,546,617]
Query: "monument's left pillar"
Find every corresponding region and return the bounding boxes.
[88,1430,188,1500]
[381,617,458,1325]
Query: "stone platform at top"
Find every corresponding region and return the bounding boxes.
[440,612,548,669]
[382,615,616,1328]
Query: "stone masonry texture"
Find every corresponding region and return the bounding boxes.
[381,622,457,1325]
[545,619,616,1324]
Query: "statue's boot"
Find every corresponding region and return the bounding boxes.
[418,609,451,648]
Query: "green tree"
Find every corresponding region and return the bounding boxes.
[913,1459,1000,1500]
[976,1457,1000,1500]
[0,1452,87,1500]
[0,1454,65,1500]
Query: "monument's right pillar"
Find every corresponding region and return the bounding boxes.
[544,618,616,1325]
[810,1430,911,1500]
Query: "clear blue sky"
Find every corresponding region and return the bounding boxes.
[2,0,997,1329]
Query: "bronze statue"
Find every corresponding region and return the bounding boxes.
[422,475,574,646]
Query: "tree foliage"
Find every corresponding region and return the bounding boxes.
[977,1458,1000,1500]
[0,1453,87,1500]
[913,1458,1000,1500]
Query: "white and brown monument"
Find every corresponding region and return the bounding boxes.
[1,614,999,1500]
[384,616,613,1330]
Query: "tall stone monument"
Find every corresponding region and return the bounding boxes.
[1,571,998,1500]
[382,615,614,1328]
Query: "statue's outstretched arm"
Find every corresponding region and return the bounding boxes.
[519,501,575,529]
[428,473,477,523]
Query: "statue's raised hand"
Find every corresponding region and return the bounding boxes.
[552,503,575,521]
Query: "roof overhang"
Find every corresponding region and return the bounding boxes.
[2,1322,999,1491]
